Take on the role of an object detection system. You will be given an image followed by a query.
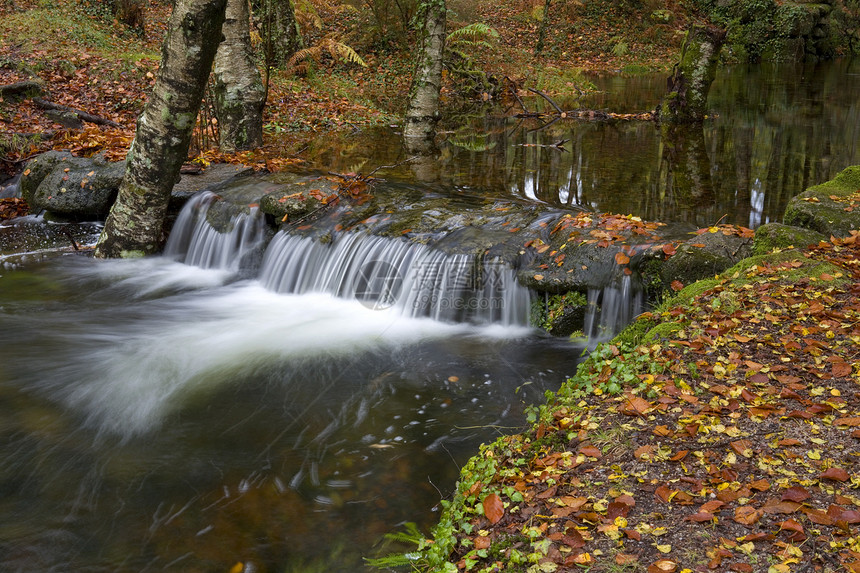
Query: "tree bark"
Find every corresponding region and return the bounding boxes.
[260,0,302,68]
[94,0,227,258]
[658,24,726,123]
[403,0,446,143]
[213,0,266,151]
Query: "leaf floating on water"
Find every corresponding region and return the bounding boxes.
[369,443,394,449]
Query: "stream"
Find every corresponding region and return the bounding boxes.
[0,60,859,572]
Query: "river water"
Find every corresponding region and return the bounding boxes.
[0,60,859,572]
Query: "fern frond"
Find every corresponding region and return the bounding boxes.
[288,45,323,68]
[447,22,499,44]
[332,42,367,67]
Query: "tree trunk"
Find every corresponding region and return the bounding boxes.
[94,0,227,259]
[658,24,726,123]
[260,0,302,68]
[213,0,265,151]
[402,0,446,143]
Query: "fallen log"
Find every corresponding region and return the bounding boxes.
[0,80,45,101]
[32,97,122,128]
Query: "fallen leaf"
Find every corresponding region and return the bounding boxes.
[482,493,504,525]
[820,467,850,482]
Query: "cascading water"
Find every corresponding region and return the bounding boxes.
[582,273,644,348]
[259,232,532,326]
[163,190,267,270]
[163,191,534,327]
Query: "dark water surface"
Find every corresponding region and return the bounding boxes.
[1,60,859,572]
[299,59,860,230]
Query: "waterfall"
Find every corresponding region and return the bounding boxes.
[259,232,532,326]
[164,191,267,270]
[165,194,532,326]
[582,273,643,348]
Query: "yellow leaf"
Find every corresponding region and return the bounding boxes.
[656,544,672,553]
[808,450,821,460]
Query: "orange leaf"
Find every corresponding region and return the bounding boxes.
[832,361,853,377]
[614,251,630,265]
[834,417,860,427]
[662,243,677,256]
[820,467,850,482]
[482,493,504,524]
[579,445,602,458]
[734,506,762,525]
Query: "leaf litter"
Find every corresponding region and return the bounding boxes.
[422,232,860,572]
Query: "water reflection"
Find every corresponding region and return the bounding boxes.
[298,59,860,229]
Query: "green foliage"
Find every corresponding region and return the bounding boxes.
[447,22,499,49]
[288,36,367,74]
[833,0,860,53]
[530,290,587,331]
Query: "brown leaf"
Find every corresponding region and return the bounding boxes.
[730,439,753,457]
[562,529,586,548]
[578,445,602,458]
[622,395,652,415]
[734,506,763,525]
[685,511,715,522]
[834,417,860,427]
[635,444,657,460]
[832,361,853,378]
[616,553,638,566]
[781,486,810,503]
[778,519,804,534]
[482,493,504,524]
[749,479,771,492]
[648,559,678,573]
[820,467,851,482]
[473,536,491,550]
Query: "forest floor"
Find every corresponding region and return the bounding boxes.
[0,0,688,189]
[397,228,860,573]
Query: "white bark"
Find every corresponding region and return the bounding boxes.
[214,0,265,151]
[95,0,228,258]
[403,0,446,142]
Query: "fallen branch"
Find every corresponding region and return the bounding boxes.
[32,97,122,128]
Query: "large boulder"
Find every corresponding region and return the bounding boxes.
[660,229,753,288]
[784,165,860,238]
[30,159,124,218]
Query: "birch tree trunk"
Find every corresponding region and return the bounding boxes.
[403,0,446,143]
[95,0,227,258]
[213,0,265,151]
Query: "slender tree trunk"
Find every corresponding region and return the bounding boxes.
[261,0,302,68]
[95,0,227,258]
[658,24,726,123]
[403,0,446,144]
[213,0,265,151]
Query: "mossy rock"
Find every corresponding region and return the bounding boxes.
[20,150,79,205]
[519,241,629,293]
[784,165,860,237]
[531,290,589,336]
[752,222,827,255]
[260,189,323,222]
[659,231,753,289]
[30,158,124,217]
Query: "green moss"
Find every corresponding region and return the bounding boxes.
[784,165,860,237]
[752,222,827,255]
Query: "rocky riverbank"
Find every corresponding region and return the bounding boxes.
[382,166,860,572]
